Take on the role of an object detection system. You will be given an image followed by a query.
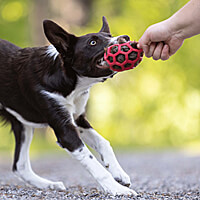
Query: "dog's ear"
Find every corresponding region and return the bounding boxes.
[99,16,110,33]
[43,20,77,57]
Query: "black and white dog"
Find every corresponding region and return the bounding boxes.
[0,17,137,196]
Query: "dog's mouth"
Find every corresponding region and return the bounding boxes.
[94,50,111,70]
[96,56,109,69]
[95,37,129,70]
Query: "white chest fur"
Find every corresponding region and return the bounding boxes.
[42,76,104,121]
[4,76,107,128]
[42,86,89,120]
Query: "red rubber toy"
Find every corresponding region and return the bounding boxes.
[104,41,143,72]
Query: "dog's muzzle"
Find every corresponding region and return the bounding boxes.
[96,35,130,70]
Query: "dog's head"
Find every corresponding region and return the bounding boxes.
[43,17,130,78]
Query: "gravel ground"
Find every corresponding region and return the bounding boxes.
[0,150,200,199]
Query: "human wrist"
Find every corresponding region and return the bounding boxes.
[165,16,186,40]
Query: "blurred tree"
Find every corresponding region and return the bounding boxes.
[29,0,93,46]
[0,0,200,153]
[29,0,50,46]
[82,0,200,149]
[0,0,30,47]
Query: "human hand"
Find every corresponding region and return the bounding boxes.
[138,20,184,60]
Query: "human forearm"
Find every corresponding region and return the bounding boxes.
[168,0,200,39]
[138,0,200,60]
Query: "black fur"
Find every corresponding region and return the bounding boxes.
[0,17,129,172]
[75,114,92,129]
[12,120,25,171]
[0,108,24,171]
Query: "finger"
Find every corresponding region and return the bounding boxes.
[139,31,151,48]
[152,42,164,60]
[161,44,170,60]
[145,42,156,58]
[142,45,150,57]
[138,31,151,55]
[169,40,184,56]
[137,42,150,56]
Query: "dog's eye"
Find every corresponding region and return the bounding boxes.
[90,40,97,46]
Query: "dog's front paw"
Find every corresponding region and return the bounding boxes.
[109,167,131,187]
[114,187,137,196]
[48,181,66,190]
[36,181,65,191]
[105,183,137,196]
[102,152,131,187]
[101,177,137,196]
[114,175,131,187]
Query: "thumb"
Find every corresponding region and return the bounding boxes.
[137,43,141,49]
[138,31,151,55]
[139,31,151,47]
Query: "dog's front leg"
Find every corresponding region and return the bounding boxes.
[70,145,137,196]
[52,120,136,196]
[40,92,136,196]
[54,120,137,196]
[75,114,132,187]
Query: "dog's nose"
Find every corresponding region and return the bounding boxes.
[117,35,130,43]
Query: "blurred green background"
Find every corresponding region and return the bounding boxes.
[0,0,200,155]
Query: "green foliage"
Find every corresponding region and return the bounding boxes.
[0,0,30,47]
[0,0,200,152]
[80,0,200,149]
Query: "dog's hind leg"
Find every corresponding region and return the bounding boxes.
[75,114,131,187]
[12,122,65,190]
